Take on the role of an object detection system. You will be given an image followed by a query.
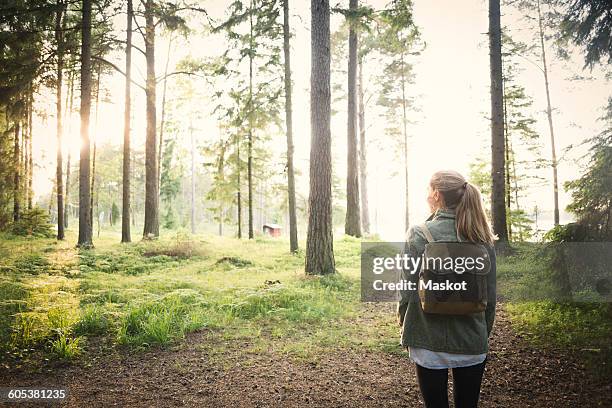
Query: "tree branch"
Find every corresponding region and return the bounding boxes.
[91,55,146,92]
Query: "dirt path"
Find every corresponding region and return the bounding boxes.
[2,307,610,408]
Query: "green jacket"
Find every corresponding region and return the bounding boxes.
[397,209,497,354]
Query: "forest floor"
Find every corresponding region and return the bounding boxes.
[0,231,610,407]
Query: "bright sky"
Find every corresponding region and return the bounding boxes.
[32,0,611,241]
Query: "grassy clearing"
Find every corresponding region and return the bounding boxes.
[0,229,397,366]
[497,244,612,376]
[1,232,608,374]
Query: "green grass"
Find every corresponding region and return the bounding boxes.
[0,230,383,363]
[1,230,609,374]
[497,243,612,376]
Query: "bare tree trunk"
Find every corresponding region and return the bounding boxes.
[23,100,29,210]
[247,0,255,239]
[122,0,132,243]
[218,139,226,237]
[306,0,335,275]
[345,0,361,238]
[55,0,65,240]
[89,64,101,231]
[27,89,33,210]
[400,51,410,233]
[13,121,20,222]
[502,68,512,241]
[489,0,508,244]
[190,124,196,234]
[504,118,512,241]
[236,133,242,238]
[536,0,559,226]
[78,0,93,248]
[358,55,369,235]
[158,36,172,192]
[510,135,522,238]
[143,0,159,238]
[64,69,74,228]
[283,0,298,253]
[64,155,72,228]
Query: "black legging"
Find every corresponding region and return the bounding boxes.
[415,360,486,408]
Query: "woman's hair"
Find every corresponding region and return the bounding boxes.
[430,170,496,244]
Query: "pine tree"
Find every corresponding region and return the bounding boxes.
[78,0,93,248]
[306,0,335,274]
[489,0,508,244]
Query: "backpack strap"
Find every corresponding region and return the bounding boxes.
[418,223,434,243]
[455,222,462,242]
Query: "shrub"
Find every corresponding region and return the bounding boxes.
[11,207,54,238]
[74,305,110,336]
[117,290,208,347]
[50,333,81,360]
[13,253,49,274]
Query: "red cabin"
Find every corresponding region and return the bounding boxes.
[262,223,282,238]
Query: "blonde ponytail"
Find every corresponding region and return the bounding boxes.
[430,170,496,245]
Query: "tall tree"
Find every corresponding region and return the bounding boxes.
[13,120,20,223]
[247,0,255,239]
[142,0,159,238]
[213,0,283,239]
[489,0,508,243]
[357,55,369,235]
[306,0,335,274]
[377,0,419,233]
[26,90,33,210]
[236,130,242,238]
[344,0,361,237]
[78,0,93,247]
[535,0,560,226]
[89,64,101,231]
[190,124,196,234]
[565,97,612,240]
[283,0,298,252]
[55,0,65,239]
[64,68,75,229]
[158,36,173,193]
[501,33,543,241]
[121,0,133,243]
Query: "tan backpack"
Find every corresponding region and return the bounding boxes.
[417,223,491,315]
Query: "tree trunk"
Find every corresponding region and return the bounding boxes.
[143,0,159,238]
[27,90,33,210]
[306,0,335,275]
[283,0,298,253]
[158,36,172,192]
[236,133,242,239]
[218,140,226,237]
[504,117,512,241]
[122,0,132,243]
[55,0,65,239]
[489,0,508,244]
[13,121,20,223]
[89,65,101,231]
[502,68,511,241]
[400,51,410,233]
[64,69,74,228]
[190,124,196,234]
[247,0,255,239]
[358,55,369,235]
[536,0,559,226]
[345,0,361,237]
[78,0,93,248]
[23,100,29,210]
[64,152,72,229]
[510,135,521,238]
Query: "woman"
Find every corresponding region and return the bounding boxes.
[398,170,497,408]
